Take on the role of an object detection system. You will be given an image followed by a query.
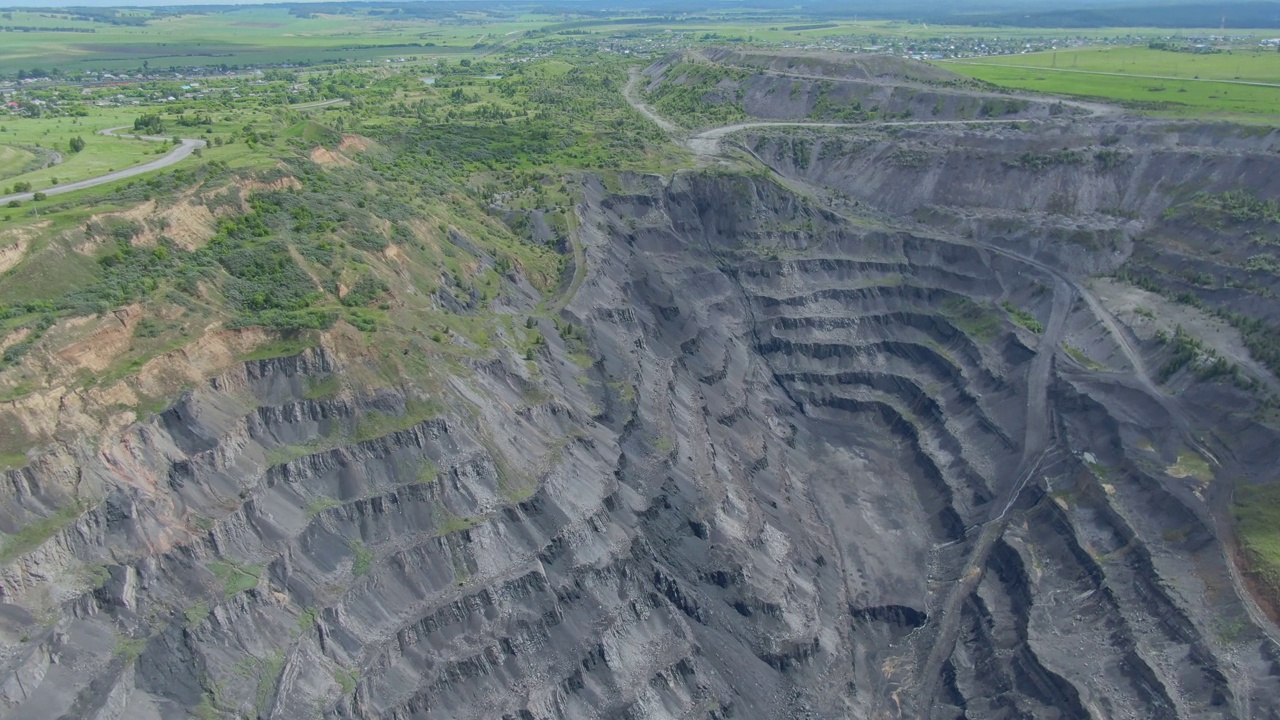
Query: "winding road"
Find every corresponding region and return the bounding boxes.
[623,65,1115,158]
[0,96,349,206]
[0,127,205,205]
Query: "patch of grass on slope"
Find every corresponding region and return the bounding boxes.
[940,297,1002,343]
[0,501,86,562]
[1235,483,1280,596]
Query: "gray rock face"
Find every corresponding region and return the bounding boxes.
[2,127,1280,719]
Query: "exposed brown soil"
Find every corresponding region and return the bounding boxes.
[54,305,142,374]
[309,145,352,167]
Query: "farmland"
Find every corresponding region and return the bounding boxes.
[948,45,1280,83]
[3,5,1276,80]
[0,7,533,77]
[942,45,1280,117]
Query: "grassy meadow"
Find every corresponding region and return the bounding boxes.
[0,145,39,181]
[0,7,548,77]
[942,46,1280,117]
[948,45,1280,82]
[0,109,171,193]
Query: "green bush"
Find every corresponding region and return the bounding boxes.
[340,274,388,307]
[133,114,166,134]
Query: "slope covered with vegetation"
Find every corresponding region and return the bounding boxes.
[0,57,685,457]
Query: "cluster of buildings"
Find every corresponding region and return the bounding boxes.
[555,26,1280,62]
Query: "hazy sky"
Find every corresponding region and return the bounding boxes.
[0,0,1215,11]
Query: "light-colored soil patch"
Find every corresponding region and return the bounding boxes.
[128,325,269,400]
[90,200,154,229]
[0,328,30,352]
[79,192,220,252]
[309,145,352,167]
[78,201,156,254]
[0,237,29,273]
[311,136,370,168]
[1167,449,1214,482]
[242,175,301,195]
[157,200,217,251]
[0,325,270,460]
[383,245,407,263]
[54,305,142,374]
[0,222,48,271]
[338,135,371,153]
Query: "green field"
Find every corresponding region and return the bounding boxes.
[0,144,39,181]
[0,110,169,193]
[950,45,1280,82]
[942,46,1280,117]
[6,6,1273,80]
[0,7,547,76]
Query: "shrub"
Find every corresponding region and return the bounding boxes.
[133,114,165,134]
[340,274,389,307]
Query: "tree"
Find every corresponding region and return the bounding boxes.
[69,136,85,153]
[12,181,31,193]
[133,114,165,134]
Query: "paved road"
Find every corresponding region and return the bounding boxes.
[290,98,347,110]
[0,127,205,205]
[941,60,1280,89]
